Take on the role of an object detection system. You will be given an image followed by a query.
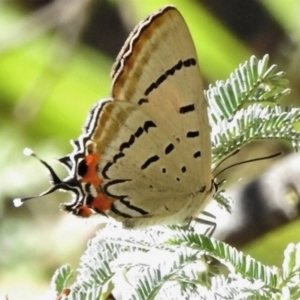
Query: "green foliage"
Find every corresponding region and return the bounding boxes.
[51,225,300,299]
[51,264,73,294]
[207,55,297,162]
[49,55,300,299]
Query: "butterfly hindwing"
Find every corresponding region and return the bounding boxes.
[84,100,205,225]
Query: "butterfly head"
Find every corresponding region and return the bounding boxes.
[13,146,111,218]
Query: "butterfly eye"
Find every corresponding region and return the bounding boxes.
[77,159,88,177]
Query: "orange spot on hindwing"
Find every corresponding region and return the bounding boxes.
[92,194,112,212]
[77,153,113,217]
[76,205,93,218]
[81,153,101,186]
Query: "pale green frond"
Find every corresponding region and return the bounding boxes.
[168,229,279,289]
[67,285,104,300]
[50,264,73,295]
[207,55,290,122]
[278,243,300,299]
[212,105,300,162]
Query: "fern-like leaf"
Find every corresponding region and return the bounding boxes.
[50,264,73,295]
[212,105,300,161]
[207,55,289,122]
[168,229,279,289]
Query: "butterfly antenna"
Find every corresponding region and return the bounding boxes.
[13,148,63,207]
[212,149,240,173]
[214,152,282,179]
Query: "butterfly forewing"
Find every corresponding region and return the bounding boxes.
[89,6,212,226]
[112,6,210,178]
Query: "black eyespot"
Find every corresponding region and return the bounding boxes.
[85,183,91,193]
[86,194,94,205]
[77,159,88,177]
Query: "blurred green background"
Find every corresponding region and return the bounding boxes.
[1,0,300,299]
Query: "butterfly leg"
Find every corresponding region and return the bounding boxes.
[193,211,216,237]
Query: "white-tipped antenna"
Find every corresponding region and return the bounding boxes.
[13,148,64,208]
[23,147,34,156]
[13,198,24,207]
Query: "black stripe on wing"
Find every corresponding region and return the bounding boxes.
[144,58,196,96]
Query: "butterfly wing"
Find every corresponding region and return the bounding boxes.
[88,6,212,227]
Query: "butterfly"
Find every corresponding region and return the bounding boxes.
[14,5,213,228]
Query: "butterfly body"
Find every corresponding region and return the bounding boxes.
[15,6,212,228]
